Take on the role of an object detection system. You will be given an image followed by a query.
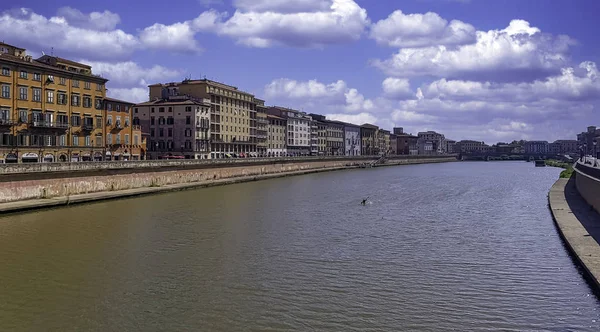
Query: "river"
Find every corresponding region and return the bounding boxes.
[1,161,599,331]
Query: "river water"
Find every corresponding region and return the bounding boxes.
[1,161,599,331]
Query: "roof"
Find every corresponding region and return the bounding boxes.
[267,114,285,120]
[0,41,25,51]
[104,97,136,105]
[361,123,379,129]
[0,53,108,83]
[135,99,203,106]
[44,55,91,69]
[149,79,254,96]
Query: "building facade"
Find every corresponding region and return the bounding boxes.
[308,114,327,155]
[0,42,108,163]
[361,124,378,155]
[325,120,344,155]
[104,97,145,161]
[255,99,268,157]
[267,114,286,157]
[268,107,311,156]
[389,134,398,155]
[456,140,486,153]
[379,129,391,155]
[344,123,361,156]
[523,140,549,154]
[149,79,257,158]
[135,97,211,160]
[417,131,445,155]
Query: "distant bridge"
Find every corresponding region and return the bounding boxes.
[459,152,575,161]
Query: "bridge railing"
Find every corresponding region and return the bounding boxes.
[575,160,600,180]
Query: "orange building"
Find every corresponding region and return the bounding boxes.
[103,97,146,161]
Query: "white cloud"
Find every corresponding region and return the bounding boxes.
[264,78,374,112]
[55,6,121,31]
[139,10,224,53]
[0,8,138,60]
[372,19,575,82]
[370,10,476,48]
[218,0,369,48]
[233,0,331,13]
[325,112,378,126]
[107,87,149,103]
[382,78,415,99]
[80,60,183,87]
[422,61,600,102]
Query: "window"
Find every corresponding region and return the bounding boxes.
[59,135,66,146]
[59,77,66,85]
[150,128,155,137]
[107,133,112,145]
[116,135,121,144]
[116,104,121,112]
[32,88,41,102]
[96,83,102,91]
[47,90,54,103]
[151,107,155,113]
[0,108,9,121]
[134,135,139,145]
[19,87,27,100]
[95,98,102,109]
[33,73,41,81]
[1,67,10,76]
[84,82,91,89]
[47,75,54,82]
[135,108,138,113]
[83,96,92,108]
[168,107,172,112]
[107,116,112,125]
[159,107,164,113]
[125,117,130,126]
[1,85,9,98]
[20,70,27,79]
[96,136,102,146]
[72,135,79,146]
[108,103,112,111]
[185,106,192,112]
[168,128,173,137]
[71,94,80,106]
[57,93,67,105]
[186,116,191,125]
[159,128,164,137]
[150,117,155,125]
[95,116,102,128]
[167,117,173,125]
[125,134,130,145]
[71,115,81,126]
[85,136,91,147]
[72,80,79,88]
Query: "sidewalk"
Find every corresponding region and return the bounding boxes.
[549,177,600,291]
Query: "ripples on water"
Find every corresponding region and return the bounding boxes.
[1,161,599,331]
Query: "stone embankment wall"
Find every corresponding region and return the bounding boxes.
[574,161,600,214]
[0,156,456,204]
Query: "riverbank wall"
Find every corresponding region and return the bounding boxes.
[549,177,600,292]
[573,161,600,215]
[0,155,457,212]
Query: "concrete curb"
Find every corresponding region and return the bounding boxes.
[548,178,600,292]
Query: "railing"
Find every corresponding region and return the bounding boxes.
[0,119,15,126]
[81,123,94,130]
[30,121,69,129]
[132,125,141,130]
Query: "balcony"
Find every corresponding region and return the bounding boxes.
[30,121,69,130]
[81,123,94,131]
[0,119,15,126]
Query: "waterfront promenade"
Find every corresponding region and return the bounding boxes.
[549,176,600,291]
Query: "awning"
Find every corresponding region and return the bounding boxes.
[22,153,39,159]
[105,151,112,155]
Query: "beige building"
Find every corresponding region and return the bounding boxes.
[267,114,286,157]
[361,124,379,155]
[135,96,211,160]
[325,120,344,155]
[379,129,390,155]
[0,42,108,163]
[149,79,257,158]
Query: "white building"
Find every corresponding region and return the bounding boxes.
[344,123,361,156]
[268,107,311,156]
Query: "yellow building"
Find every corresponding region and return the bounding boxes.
[149,79,257,158]
[267,114,287,157]
[0,42,108,163]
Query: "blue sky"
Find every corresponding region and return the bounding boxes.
[2,0,599,142]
